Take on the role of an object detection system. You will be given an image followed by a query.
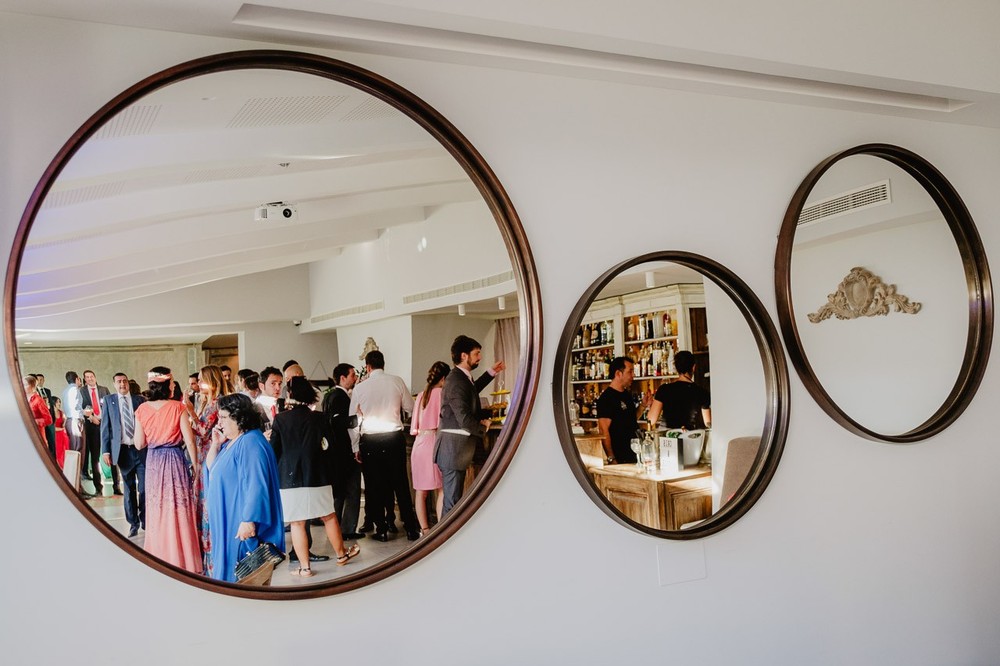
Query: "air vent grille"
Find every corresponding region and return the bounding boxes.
[310,300,385,324]
[341,98,398,122]
[93,105,162,139]
[799,180,891,225]
[40,181,127,209]
[228,95,347,128]
[403,271,516,305]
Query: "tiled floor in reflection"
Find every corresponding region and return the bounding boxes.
[80,475,423,586]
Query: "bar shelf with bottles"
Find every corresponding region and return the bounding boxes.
[567,284,706,433]
[570,318,615,384]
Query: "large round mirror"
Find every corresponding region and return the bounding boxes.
[775,144,992,442]
[5,51,541,598]
[553,252,788,539]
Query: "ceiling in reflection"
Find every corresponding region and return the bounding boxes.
[16,69,515,346]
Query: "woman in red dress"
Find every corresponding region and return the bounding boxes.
[24,375,52,442]
[54,397,70,468]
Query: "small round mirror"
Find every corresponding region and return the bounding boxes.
[775,144,992,442]
[553,252,788,539]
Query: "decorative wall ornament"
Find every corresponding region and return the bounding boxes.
[356,337,380,383]
[808,266,921,323]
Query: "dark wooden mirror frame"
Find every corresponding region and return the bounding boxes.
[3,50,542,599]
[552,251,789,539]
[775,144,993,443]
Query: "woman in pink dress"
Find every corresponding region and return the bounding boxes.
[182,364,225,575]
[134,367,202,574]
[409,361,449,535]
[54,398,70,468]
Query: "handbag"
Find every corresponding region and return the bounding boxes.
[234,538,286,585]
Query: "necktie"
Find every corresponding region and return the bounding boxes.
[91,388,101,416]
[271,404,277,420]
[122,396,134,440]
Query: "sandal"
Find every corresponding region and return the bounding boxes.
[336,543,361,566]
[290,567,314,577]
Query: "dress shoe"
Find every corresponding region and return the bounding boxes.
[343,532,366,540]
[406,530,420,541]
[128,525,139,537]
[358,522,374,533]
[371,531,389,542]
[386,523,399,534]
[113,489,124,496]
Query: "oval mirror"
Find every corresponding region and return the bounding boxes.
[5,51,541,598]
[553,252,788,538]
[775,144,992,442]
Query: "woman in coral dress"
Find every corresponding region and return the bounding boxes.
[54,398,70,468]
[409,361,449,535]
[134,367,202,574]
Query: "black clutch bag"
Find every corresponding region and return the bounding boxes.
[234,539,286,584]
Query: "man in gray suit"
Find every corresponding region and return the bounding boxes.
[100,373,146,536]
[434,335,504,516]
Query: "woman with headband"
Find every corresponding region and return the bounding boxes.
[134,366,202,573]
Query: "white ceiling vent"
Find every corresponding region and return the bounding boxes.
[799,180,891,225]
[340,97,399,122]
[403,270,516,305]
[93,105,162,139]
[40,180,127,209]
[311,300,385,324]
[228,95,347,128]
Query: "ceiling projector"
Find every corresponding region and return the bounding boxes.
[254,202,297,222]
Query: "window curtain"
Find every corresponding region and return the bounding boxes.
[493,316,520,393]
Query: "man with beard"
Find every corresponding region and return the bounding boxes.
[433,335,504,516]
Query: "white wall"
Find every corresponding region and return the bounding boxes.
[2,11,999,665]
[238,322,339,380]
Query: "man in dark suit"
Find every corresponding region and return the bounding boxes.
[434,335,504,516]
[322,363,364,540]
[80,370,112,496]
[100,373,146,536]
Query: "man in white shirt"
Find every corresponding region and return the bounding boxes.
[61,371,84,446]
[349,350,419,541]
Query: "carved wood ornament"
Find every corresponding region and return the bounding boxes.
[808,266,921,323]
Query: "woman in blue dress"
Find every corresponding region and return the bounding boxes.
[203,393,284,583]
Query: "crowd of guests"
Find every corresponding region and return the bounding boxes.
[22,333,502,582]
